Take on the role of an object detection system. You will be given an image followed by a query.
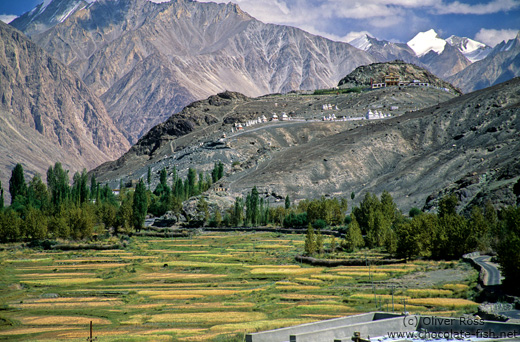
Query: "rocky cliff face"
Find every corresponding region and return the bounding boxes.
[22,0,374,143]
[0,21,130,188]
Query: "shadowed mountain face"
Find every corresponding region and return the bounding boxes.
[0,21,130,190]
[20,0,375,143]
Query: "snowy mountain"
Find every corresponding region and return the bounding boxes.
[10,0,95,36]
[349,34,420,65]
[349,34,375,51]
[445,35,492,63]
[448,32,520,92]
[407,29,447,57]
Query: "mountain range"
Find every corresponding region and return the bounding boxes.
[10,0,519,144]
[2,0,520,211]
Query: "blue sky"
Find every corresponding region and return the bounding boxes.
[1,0,519,46]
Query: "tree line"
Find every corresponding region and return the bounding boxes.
[0,162,518,294]
[0,162,225,241]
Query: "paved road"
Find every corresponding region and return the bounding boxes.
[473,255,502,286]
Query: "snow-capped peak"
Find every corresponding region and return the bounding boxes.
[445,35,491,62]
[407,29,446,57]
[349,34,375,51]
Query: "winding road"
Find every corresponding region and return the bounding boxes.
[473,255,502,286]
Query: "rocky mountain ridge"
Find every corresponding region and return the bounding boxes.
[0,21,130,191]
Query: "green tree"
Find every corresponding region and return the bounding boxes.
[90,175,98,201]
[409,207,422,218]
[0,180,4,210]
[9,163,27,203]
[285,195,291,209]
[27,174,49,210]
[0,210,22,241]
[343,214,364,252]
[132,179,148,231]
[47,163,69,207]
[23,207,48,240]
[246,186,260,226]
[195,196,210,226]
[438,193,458,218]
[304,223,317,255]
[497,206,520,294]
[330,235,337,254]
[187,168,197,197]
[115,192,133,234]
[217,162,224,180]
[316,229,324,254]
[395,214,438,260]
[147,166,152,188]
[48,214,69,239]
[467,207,490,252]
[352,192,380,234]
[231,197,244,227]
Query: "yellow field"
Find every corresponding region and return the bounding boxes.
[148,311,267,324]
[311,274,352,281]
[406,288,453,297]
[279,293,339,300]
[407,298,479,309]
[0,231,479,341]
[250,267,323,275]
[0,327,79,336]
[138,272,227,280]
[18,316,111,325]
[20,278,103,286]
[209,318,313,333]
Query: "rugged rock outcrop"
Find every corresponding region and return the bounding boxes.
[0,21,129,190]
[338,60,461,94]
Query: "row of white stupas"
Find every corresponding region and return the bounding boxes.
[231,113,290,132]
[322,104,339,110]
[365,109,390,120]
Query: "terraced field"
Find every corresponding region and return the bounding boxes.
[0,232,478,341]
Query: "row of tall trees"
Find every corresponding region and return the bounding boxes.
[0,161,227,242]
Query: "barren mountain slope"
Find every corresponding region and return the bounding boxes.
[229,78,520,212]
[94,77,519,213]
[0,22,130,189]
[93,80,460,212]
[25,0,374,143]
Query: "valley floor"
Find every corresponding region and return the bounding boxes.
[0,232,479,341]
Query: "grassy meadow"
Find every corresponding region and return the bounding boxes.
[0,232,479,341]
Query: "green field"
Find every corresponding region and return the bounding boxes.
[0,232,479,341]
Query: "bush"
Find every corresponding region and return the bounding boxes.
[312,219,327,229]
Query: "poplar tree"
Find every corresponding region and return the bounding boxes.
[343,214,364,252]
[0,181,4,210]
[9,163,27,203]
[304,223,316,255]
[132,179,148,231]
